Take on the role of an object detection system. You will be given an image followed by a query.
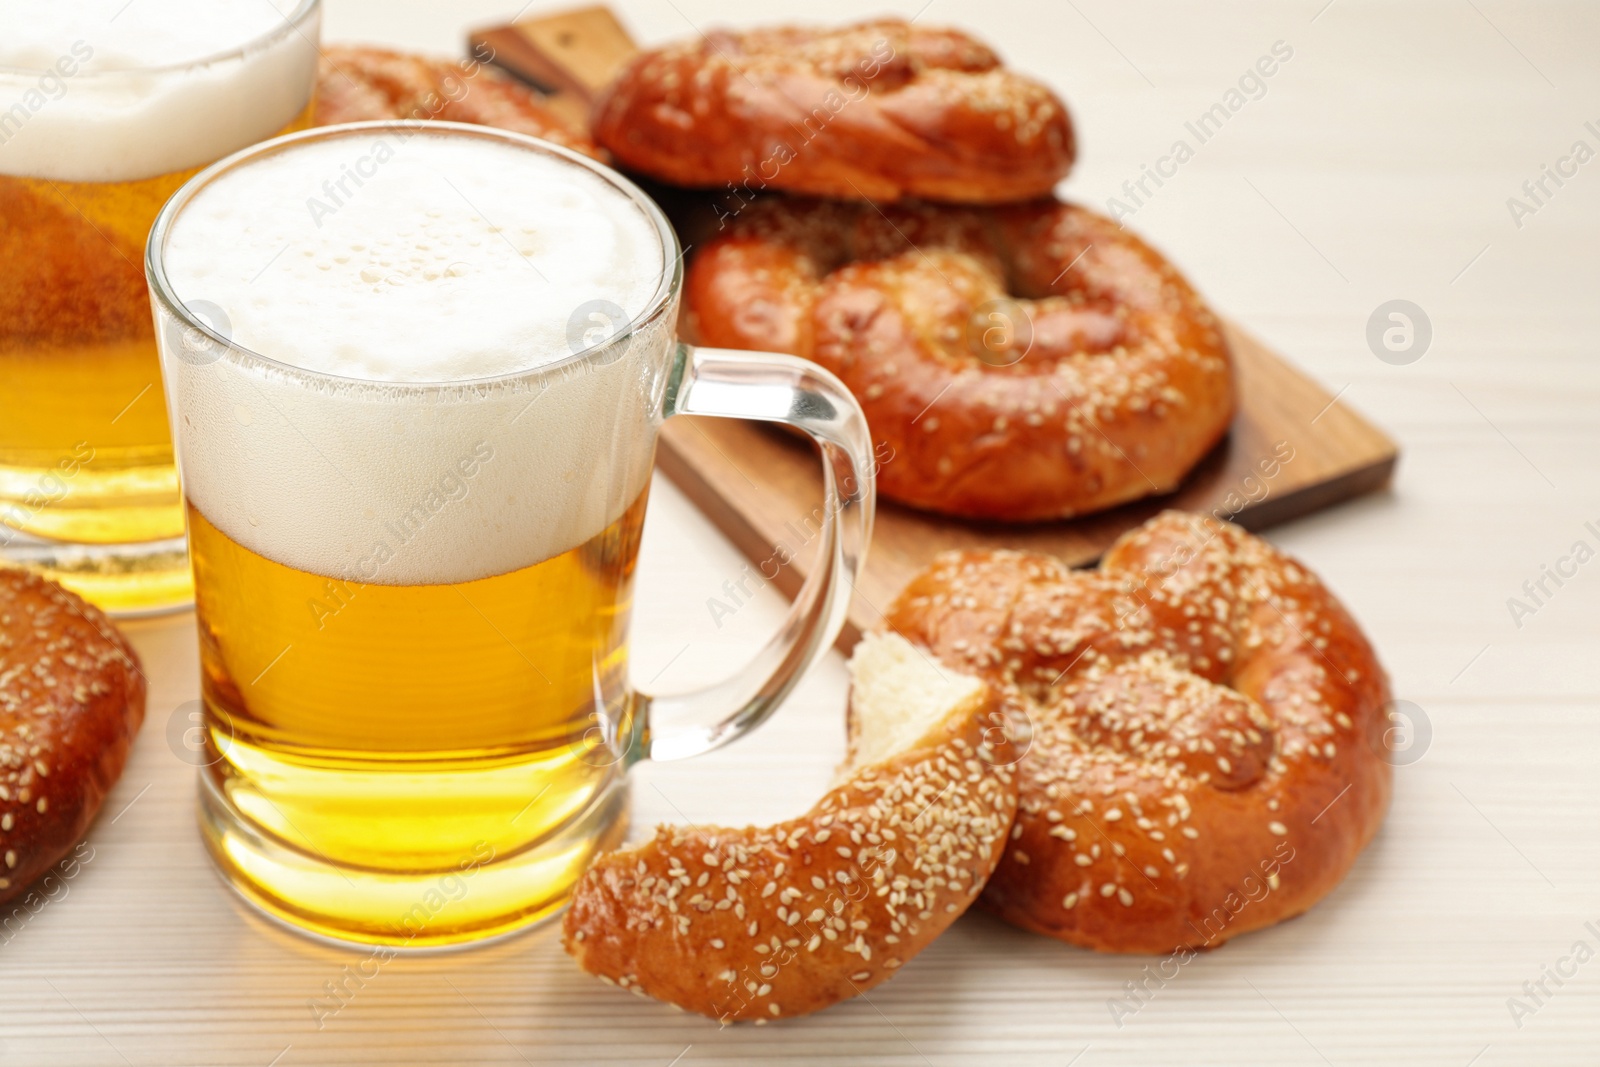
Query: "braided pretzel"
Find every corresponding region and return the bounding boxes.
[882,511,1392,952]
[685,196,1234,521]
[593,20,1074,203]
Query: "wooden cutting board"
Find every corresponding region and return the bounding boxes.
[470,6,1399,649]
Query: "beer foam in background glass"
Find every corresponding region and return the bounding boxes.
[0,0,322,617]
[158,127,669,585]
[0,0,320,182]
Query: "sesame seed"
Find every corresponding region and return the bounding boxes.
[555,506,1380,1009]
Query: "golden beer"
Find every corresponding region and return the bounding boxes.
[190,491,645,945]
[0,0,320,613]
[155,124,674,946]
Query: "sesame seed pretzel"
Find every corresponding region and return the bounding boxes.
[0,570,145,906]
[592,19,1075,203]
[562,634,1017,1021]
[685,196,1235,521]
[883,511,1392,952]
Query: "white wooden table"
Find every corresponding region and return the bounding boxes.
[6,1,1600,1063]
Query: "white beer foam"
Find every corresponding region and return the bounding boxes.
[0,0,318,182]
[165,134,664,382]
[159,130,671,585]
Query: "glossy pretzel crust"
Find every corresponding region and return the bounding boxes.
[883,512,1393,952]
[562,682,1016,1020]
[686,197,1234,521]
[593,20,1074,202]
[0,571,145,906]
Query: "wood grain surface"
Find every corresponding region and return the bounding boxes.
[4,2,1598,1065]
[468,5,633,126]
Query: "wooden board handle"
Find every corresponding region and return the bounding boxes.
[469,5,640,108]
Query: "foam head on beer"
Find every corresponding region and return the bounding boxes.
[157,128,671,586]
[165,133,663,382]
[0,0,318,182]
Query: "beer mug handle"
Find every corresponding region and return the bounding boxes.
[637,343,876,762]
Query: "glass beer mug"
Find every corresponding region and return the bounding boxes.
[146,121,875,947]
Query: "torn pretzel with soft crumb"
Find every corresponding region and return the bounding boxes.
[561,632,1018,1022]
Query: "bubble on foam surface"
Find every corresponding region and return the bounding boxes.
[0,0,318,182]
[165,133,665,381]
[158,130,673,584]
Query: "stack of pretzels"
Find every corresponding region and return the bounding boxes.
[560,21,1389,1024]
[317,20,1390,1022]
[562,509,1393,1018]
[593,19,1235,521]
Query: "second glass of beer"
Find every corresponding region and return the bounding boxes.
[147,122,875,948]
[0,0,320,613]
